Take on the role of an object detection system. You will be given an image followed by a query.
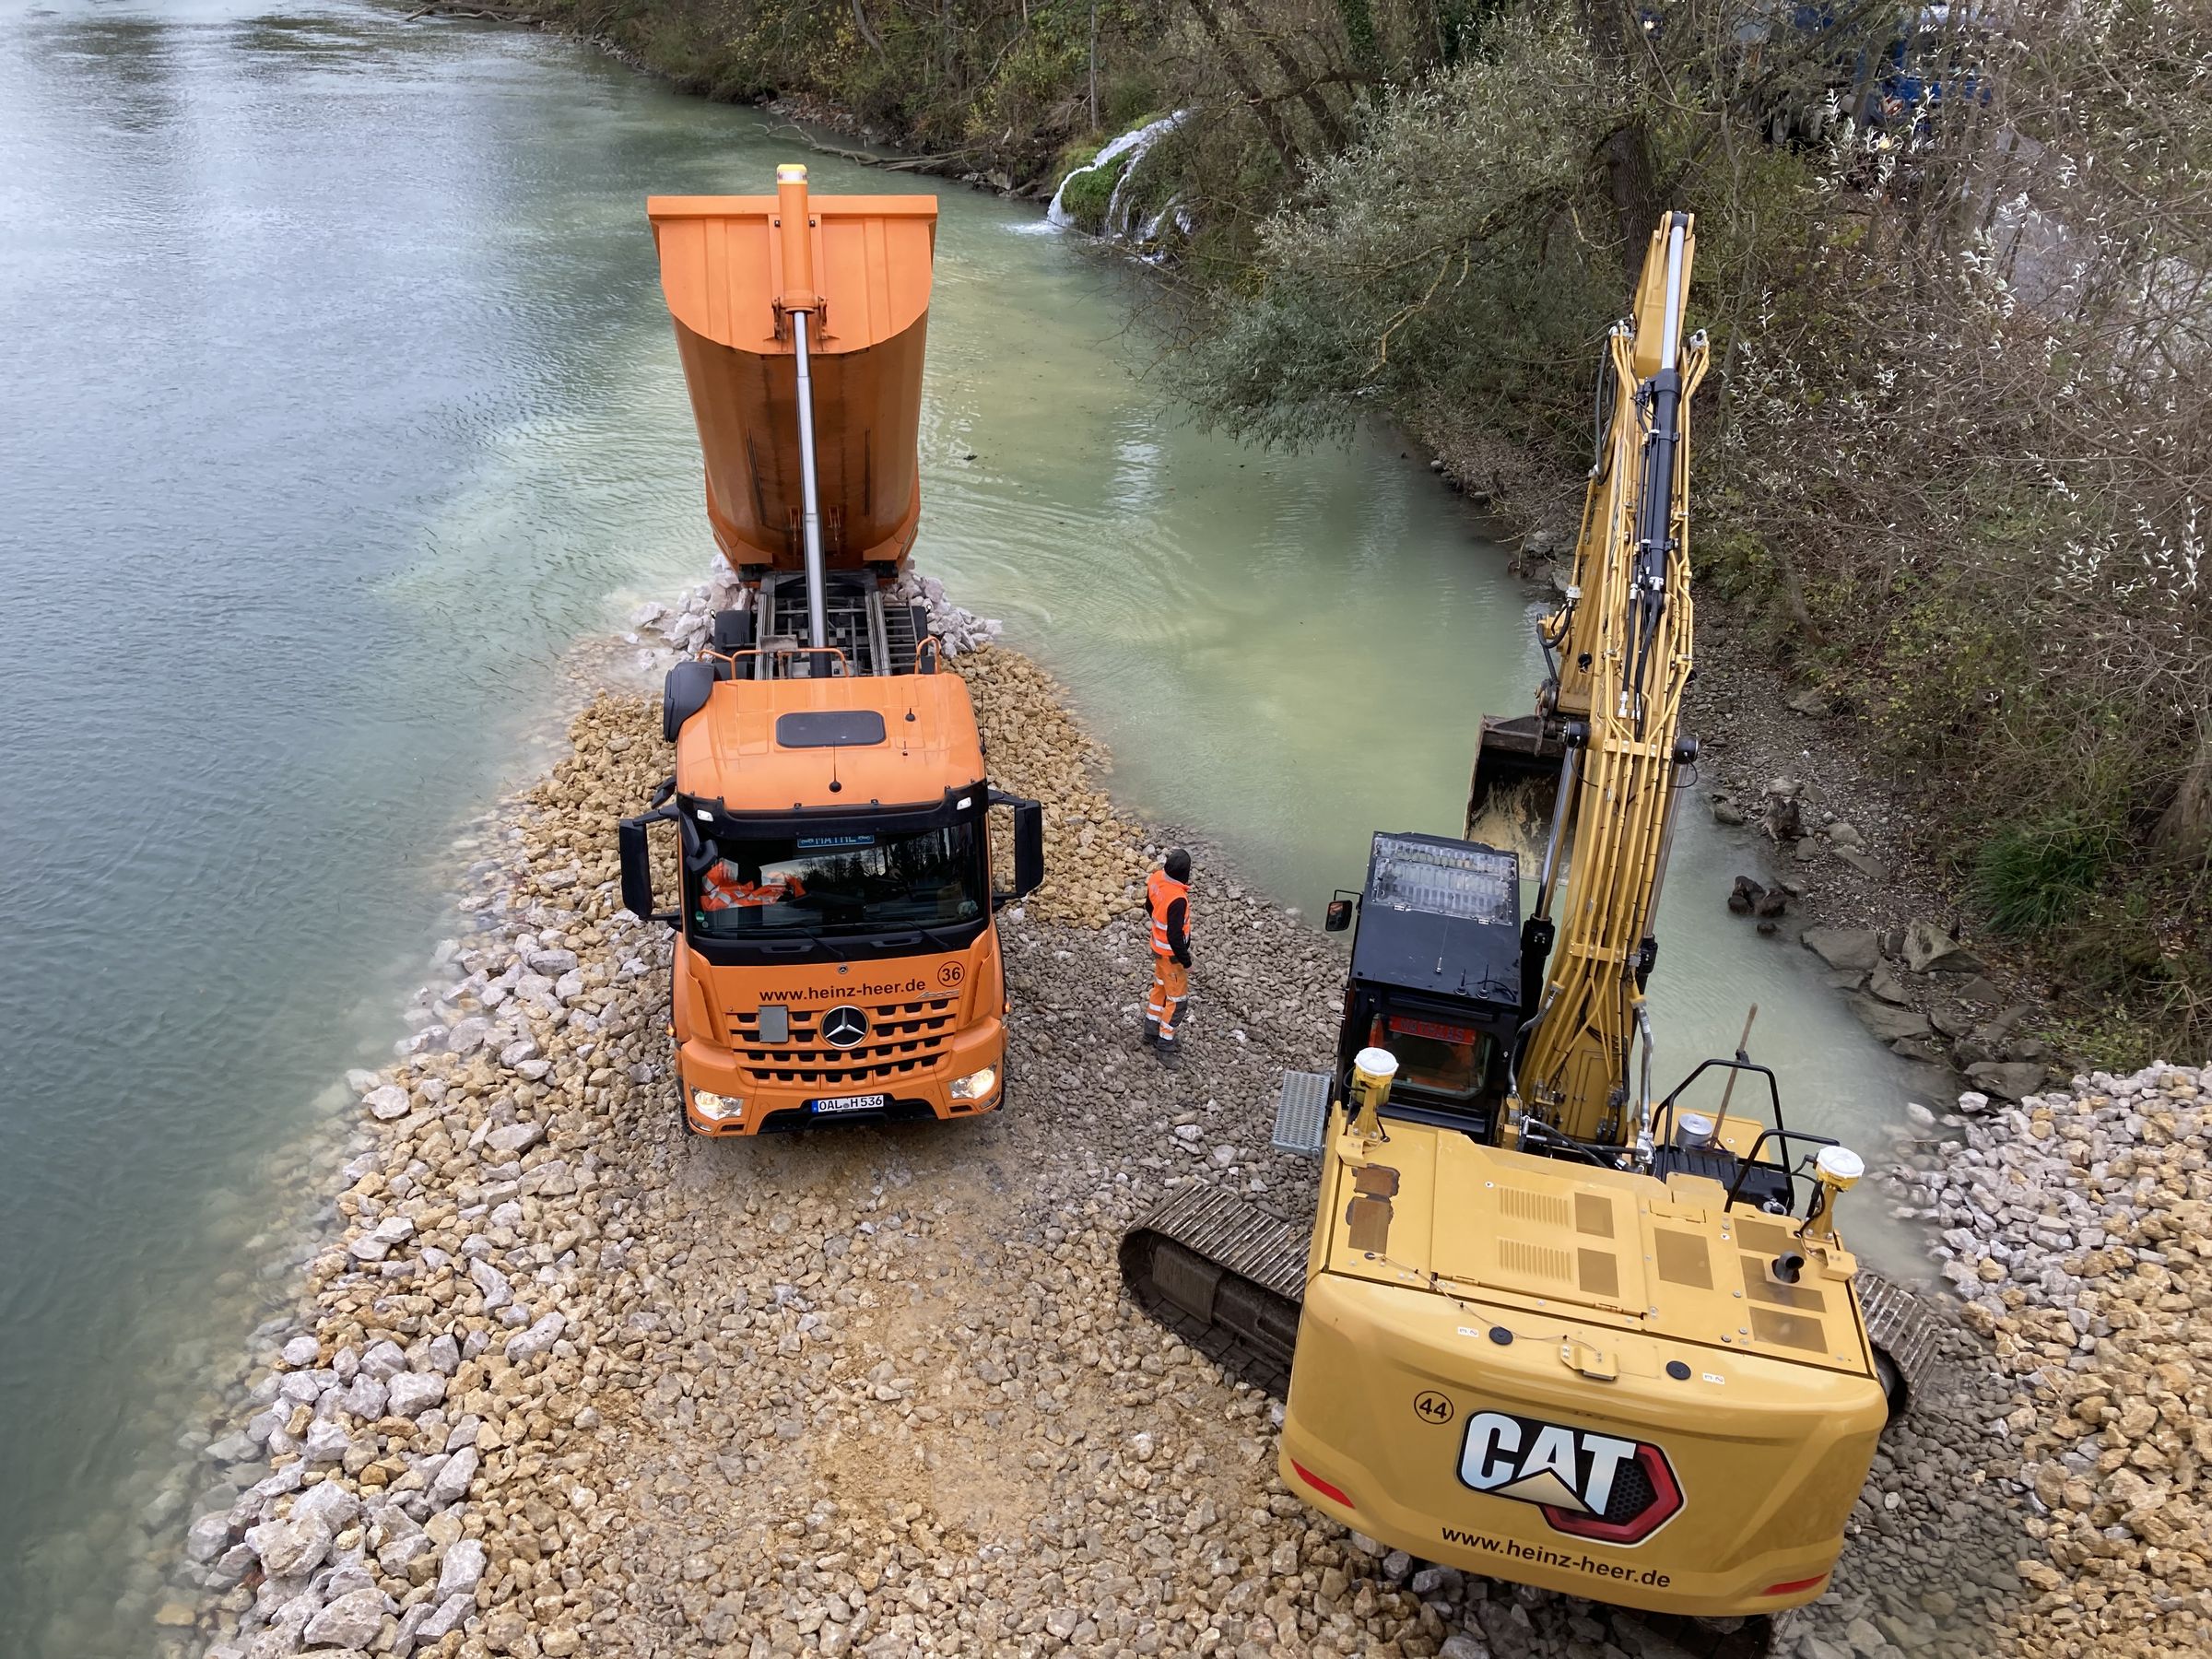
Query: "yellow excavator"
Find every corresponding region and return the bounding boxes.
[1120,215,1936,1640]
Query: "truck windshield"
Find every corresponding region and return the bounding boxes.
[688,822,984,938]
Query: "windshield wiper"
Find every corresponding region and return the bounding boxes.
[847,923,964,953]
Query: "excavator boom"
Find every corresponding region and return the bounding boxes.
[1505,216,1708,1146]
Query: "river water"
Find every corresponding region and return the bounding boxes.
[0,3,1936,1651]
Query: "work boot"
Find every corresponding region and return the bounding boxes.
[1142,1019,1160,1048]
[1154,1035,1181,1067]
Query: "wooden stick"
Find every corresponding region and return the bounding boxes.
[1709,1004,1759,1141]
[763,122,989,174]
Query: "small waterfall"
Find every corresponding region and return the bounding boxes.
[1046,110,1191,234]
[1136,198,1181,243]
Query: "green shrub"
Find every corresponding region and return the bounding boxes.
[1972,815,2126,937]
[1056,149,1130,232]
[1104,71,1164,131]
[1048,135,1106,194]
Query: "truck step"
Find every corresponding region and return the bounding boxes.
[1272,1070,1332,1158]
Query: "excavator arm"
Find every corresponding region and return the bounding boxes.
[1502,215,1711,1147]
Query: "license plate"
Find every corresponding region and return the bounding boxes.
[807,1093,887,1116]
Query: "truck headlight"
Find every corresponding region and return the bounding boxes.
[948,1065,997,1101]
[690,1088,743,1122]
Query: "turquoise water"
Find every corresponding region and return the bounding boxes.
[0,5,1933,1651]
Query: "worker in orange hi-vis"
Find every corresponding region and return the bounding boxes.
[701,860,807,911]
[1144,848,1194,1056]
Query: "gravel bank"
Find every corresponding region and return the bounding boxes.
[150,585,2047,1659]
[1888,1065,2212,1659]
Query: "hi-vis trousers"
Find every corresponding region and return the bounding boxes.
[1145,954,1188,1045]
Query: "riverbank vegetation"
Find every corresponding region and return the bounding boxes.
[535,0,2211,1056]
[1163,0,2212,1061]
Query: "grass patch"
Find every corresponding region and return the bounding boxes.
[1104,71,1165,131]
[1973,814,2126,936]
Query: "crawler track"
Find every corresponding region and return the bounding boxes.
[1858,1260,1946,1416]
[1117,1182,1305,1398]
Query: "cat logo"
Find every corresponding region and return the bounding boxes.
[1457,1411,1684,1544]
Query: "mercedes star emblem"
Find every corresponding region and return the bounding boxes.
[820,1005,870,1049]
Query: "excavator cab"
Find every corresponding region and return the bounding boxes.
[1314,832,1524,1140]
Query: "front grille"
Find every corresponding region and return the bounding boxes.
[724,996,960,1088]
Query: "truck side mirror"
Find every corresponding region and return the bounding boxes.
[663,659,714,743]
[619,809,680,925]
[1324,896,1356,933]
[1012,799,1044,900]
[987,790,1045,909]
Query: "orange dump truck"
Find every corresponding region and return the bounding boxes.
[618,166,1043,1135]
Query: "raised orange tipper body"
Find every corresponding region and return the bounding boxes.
[618,168,1042,1136]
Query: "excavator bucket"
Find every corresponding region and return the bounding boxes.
[1465,712,1567,872]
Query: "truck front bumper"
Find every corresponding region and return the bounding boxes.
[674,1017,1005,1136]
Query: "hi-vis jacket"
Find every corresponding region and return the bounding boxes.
[1147,868,1191,965]
[702,865,806,910]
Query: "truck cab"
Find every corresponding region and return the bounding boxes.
[622,645,1041,1135]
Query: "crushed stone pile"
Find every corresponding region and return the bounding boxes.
[949,643,1149,930]
[1888,1065,2212,1659]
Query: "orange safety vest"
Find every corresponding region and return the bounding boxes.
[701,867,806,911]
[1147,868,1189,959]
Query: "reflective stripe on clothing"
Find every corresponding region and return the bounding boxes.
[701,865,806,911]
[1147,868,1189,959]
[1146,956,1189,1041]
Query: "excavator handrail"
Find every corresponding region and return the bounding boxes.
[1651,1055,1790,1145]
[1652,1056,1842,1218]
[1719,1124,1842,1218]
